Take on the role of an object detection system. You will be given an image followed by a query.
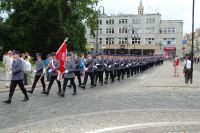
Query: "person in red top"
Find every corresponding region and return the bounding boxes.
[173,55,180,77]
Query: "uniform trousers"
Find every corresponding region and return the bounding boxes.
[105,70,114,82]
[9,80,28,99]
[95,71,103,84]
[83,72,95,86]
[74,71,81,85]
[32,75,46,92]
[62,78,76,93]
[47,75,61,93]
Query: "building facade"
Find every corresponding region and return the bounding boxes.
[85,0,183,57]
[183,28,200,57]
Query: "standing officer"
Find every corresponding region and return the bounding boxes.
[3,50,29,104]
[59,53,77,97]
[27,53,46,94]
[42,52,61,95]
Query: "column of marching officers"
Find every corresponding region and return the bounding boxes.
[2,50,164,104]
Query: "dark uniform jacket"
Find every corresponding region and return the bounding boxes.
[63,60,75,79]
[11,58,24,80]
[35,59,44,75]
[49,58,60,76]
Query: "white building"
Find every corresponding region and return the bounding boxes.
[85,0,183,57]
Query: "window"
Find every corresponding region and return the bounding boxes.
[99,38,102,44]
[119,38,128,44]
[98,20,102,25]
[146,27,155,33]
[162,28,176,34]
[106,19,114,24]
[98,28,102,34]
[106,28,114,34]
[132,27,141,34]
[106,38,114,44]
[119,19,128,24]
[145,38,154,44]
[163,38,176,45]
[146,18,155,24]
[119,28,127,33]
[132,38,141,44]
[172,28,176,33]
[133,18,141,24]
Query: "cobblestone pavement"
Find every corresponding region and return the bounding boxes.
[1,62,200,133]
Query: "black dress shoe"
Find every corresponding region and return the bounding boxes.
[78,84,81,87]
[41,90,46,94]
[72,92,77,96]
[42,91,49,95]
[81,86,85,89]
[3,99,11,104]
[59,93,65,97]
[67,85,72,88]
[56,92,61,95]
[27,90,33,94]
[22,97,29,102]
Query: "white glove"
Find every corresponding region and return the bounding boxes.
[96,64,100,66]
[85,68,88,71]
[9,71,12,74]
[108,65,111,68]
[33,70,37,73]
[48,69,52,73]
[65,70,69,73]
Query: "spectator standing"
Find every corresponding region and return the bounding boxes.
[3,51,13,87]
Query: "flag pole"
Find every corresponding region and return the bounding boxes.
[37,38,68,82]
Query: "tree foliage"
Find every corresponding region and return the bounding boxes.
[0,0,100,55]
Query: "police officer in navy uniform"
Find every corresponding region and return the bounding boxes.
[81,53,96,89]
[3,50,29,104]
[59,53,77,97]
[27,53,46,94]
[73,52,82,87]
[42,52,61,95]
[94,55,104,86]
[104,57,115,84]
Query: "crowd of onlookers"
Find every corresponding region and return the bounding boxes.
[3,51,33,87]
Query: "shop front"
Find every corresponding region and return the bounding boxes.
[164,47,176,59]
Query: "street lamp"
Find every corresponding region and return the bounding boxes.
[191,0,195,83]
[91,5,105,54]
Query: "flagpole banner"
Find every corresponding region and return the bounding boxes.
[56,40,67,80]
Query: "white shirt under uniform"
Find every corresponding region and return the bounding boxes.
[183,60,191,69]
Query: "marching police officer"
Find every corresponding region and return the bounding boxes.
[81,53,96,89]
[3,50,29,104]
[42,52,61,95]
[59,53,77,97]
[73,52,82,87]
[27,53,46,94]
[94,55,104,86]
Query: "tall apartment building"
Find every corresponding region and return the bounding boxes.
[85,0,183,57]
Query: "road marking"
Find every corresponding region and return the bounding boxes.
[85,122,200,133]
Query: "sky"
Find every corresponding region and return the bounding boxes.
[98,0,200,34]
[0,0,199,34]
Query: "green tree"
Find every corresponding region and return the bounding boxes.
[0,0,100,55]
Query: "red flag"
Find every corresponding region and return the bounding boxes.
[56,40,67,73]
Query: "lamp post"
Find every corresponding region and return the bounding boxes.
[92,5,105,54]
[191,0,195,82]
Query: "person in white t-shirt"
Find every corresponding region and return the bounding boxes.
[3,51,13,87]
[183,56,192,84]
